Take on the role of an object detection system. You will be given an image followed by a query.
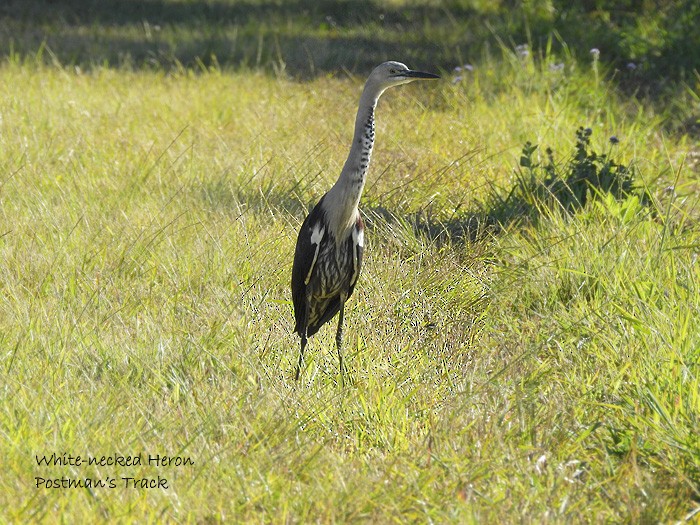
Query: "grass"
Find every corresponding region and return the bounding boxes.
[1,9,699,522]
[3,0,698,89]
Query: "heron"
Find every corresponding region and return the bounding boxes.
[291,61,440,381]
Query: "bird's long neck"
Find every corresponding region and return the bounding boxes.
[323,85,380,241]
[342,91,377,189]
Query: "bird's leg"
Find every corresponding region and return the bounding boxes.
[295,334,307,381]
[336,299,346,385]
[295,300,310,381]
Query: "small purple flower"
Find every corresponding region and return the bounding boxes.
[626,62,637,70]
[549,62,565,71]
[590,48,600,60]
[516,44,529,58]
[609,136,619,145]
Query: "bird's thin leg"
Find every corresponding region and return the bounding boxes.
[295,300,310,381]
[295,335,307,381]
[336,299,346,384]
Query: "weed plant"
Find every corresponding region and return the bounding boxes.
[487,127,651,227]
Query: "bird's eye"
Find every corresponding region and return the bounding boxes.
[390,68,396,74]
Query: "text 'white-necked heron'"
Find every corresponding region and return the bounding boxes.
[291,61,440,381]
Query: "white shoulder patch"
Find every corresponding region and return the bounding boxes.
[353,227,364,248]
[304,224,324,286]
[310,224,325,245]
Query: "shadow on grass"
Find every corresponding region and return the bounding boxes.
[0,0,484,76]
[2,0,696,94]
[368,127,654,246]
[208,127,654,248]
[200,170,315,221]
[1,0,477,27]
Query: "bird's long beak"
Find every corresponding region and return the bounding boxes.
[403,69,440,80]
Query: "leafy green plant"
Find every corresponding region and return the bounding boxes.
[489,127,650,225]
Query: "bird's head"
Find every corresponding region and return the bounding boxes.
[367,61,440,94]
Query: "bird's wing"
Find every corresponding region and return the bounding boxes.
[305,215,363,338]
[291,201,327,335]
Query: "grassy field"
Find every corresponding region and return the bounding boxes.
[1,1,699,523]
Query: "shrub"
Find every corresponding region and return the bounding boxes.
[488,127,650,225]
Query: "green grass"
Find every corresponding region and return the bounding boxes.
[1,21,699,524]
[3,0,699,89]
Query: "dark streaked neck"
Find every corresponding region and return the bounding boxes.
[322,85,381,241]
[342,98,376,187]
